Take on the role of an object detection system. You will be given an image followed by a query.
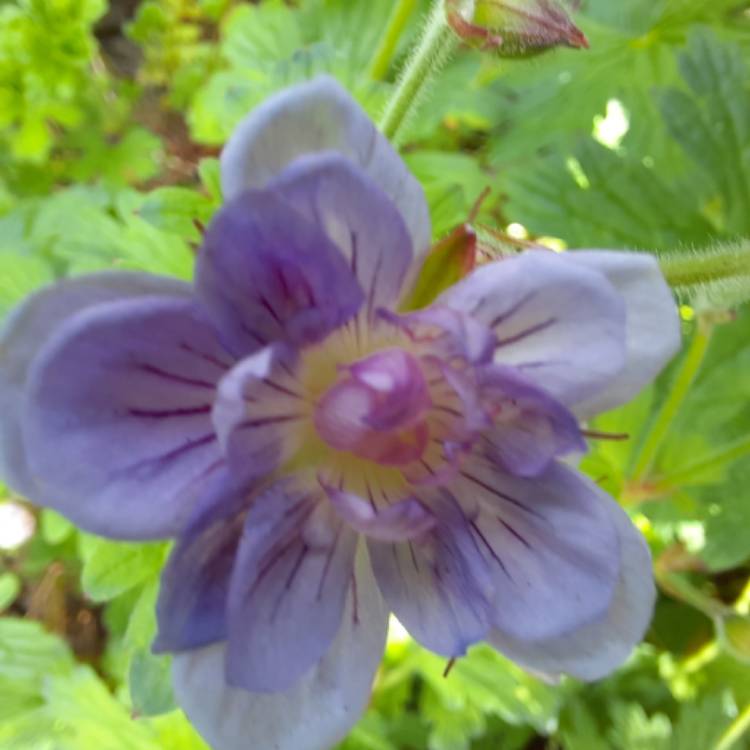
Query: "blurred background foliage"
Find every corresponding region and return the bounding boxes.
[1,0,750,748]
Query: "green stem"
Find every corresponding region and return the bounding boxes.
[379,0,460,143]
[653,435,750,490]
[655,570,729,619]
[659,245,750,288]
[631,325,712,481]
[368,0,418,81]
[714,703,750,750]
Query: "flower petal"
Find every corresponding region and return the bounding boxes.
[326,488,436,542]
[479,364,586,477]
[0,271,191,498]
[196,189,363,357]
[452,458,620,642]
[368,494,494,656]
[488,495,655,680]
[439,252,627,407]
[564,251,681,417]
[382,304,497,366]
[155,478,249,653]
[226,477,358,692]
[212,345,306,484]
[173,546,388,750]
[220,76,431,267]
[24,296,229,539]
[270,154,414,314]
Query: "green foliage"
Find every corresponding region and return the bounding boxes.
[0,618,207,749]
[78,536,168,603]
[186,0,412,144]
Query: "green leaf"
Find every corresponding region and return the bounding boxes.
[137,186,215,243]
[79,536,167,602]
[0,572,21,611]
[658,29,750,236]
[608,703,672,750]
[409,644,564,740]
[129,648,175,717]
[506,138,715,249]
[39,510,75,546]
[0,618,75,722]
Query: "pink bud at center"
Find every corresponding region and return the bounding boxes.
[313,348,432,466]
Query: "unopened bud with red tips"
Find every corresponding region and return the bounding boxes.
[445,0,588,58]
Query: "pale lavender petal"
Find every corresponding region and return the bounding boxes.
[270,154,414,316]
[24,297,229,540]
[479,365,586,476]
[220,76,431,269]
[564,251,681,417]
[368,494,494,656]
[154,478,249,653]
[212,345,305,484]
[325,488,436,541]
[226,477,357,692]
[381,305,496,365]
[196,189,363,357]
[0,271,191,498]
[488,496,655,680]
[438,251,627,407]
[451,458,619,642]
[173,546,388,750]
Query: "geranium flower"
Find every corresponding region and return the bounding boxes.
[0,78,680,750]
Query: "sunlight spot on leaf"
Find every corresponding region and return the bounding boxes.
[593,98,630,150]
[565,156,590,189]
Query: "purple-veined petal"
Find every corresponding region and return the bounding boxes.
[196,189,363,357]
[220,76,431,270]
[479,364,586,477]
[451,457,620,642]
[0,271,191,498]
[154,477,249,653]
[438,251,627,407]
[368,493,494,656]
[564,250,681,417]
[226,477,358,692]
[24,296,229,540]
[488,495,655,680]
[173,545,388,750]
[212,345,306,484]
[269,154,414,316]
[325,487,436,541]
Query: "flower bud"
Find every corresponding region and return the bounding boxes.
[446,0,588,58]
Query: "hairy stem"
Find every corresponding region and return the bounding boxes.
[660,248,750,287]
[379,0,461,143]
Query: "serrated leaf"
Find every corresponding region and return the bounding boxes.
[506,137,715,249]
[658,29,750,235]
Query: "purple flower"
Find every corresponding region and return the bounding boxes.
[0,78,680,750]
